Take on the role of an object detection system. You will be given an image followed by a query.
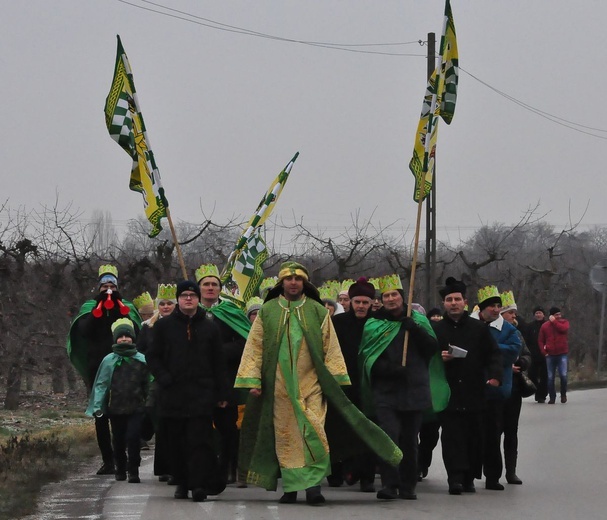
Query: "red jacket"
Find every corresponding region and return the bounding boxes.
[538,318,570,356]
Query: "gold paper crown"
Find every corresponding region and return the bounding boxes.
[195,264,220,283]
[246,296,264,312]
[319,280,340,301]
[378,274,403,294]
[477,285,500,304]
[156,283,177,301]
[98,264,118,278]
[260,276,278,292]
[340,279,355,293]
[133,291,153,310]
[500,290,517,309]
[368,278,380,290]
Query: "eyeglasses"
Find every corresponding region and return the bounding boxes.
[179,293,199,300]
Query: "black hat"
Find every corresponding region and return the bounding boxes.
[427,307,442,319]
[533,306,545,314]
[176,280,201,299]
[439,277,467,299]
[348,277,376,299]
[549,306,561,316]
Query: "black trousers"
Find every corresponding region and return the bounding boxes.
[503,392,523,472]
[418,418,441,472]
[529,356,548,401]
[95,414,114,465]
[482,400,505,481]
[109,412,143,472]
[212,406,239,480]
[153,416,171,476]
[439,409,484,484]
[375,407,423,492]
[167,415,216,490]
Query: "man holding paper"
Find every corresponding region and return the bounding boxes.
[432,277,502,496]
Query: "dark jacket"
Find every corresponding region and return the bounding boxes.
[369,307,438,411]
[147,307,228,417]
[523,318,546,361]
[332,308,370,405]
[432,312,503,412]
[136,322,153,354]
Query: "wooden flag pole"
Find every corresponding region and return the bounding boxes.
[165,207,188,280]
[402,196,425,365]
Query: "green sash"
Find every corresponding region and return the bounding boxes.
[202,299,251,339]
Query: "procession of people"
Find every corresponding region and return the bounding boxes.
[70,262,570,506]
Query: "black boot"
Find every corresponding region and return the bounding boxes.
[278,491,297,504]
[306,485,326,505]
[505,451,523,485]
[128,470,140,484]
[174,485,189,499]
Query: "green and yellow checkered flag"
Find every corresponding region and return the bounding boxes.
[408,0,458,202]
[221,153,299,304]
[104,35,168,237]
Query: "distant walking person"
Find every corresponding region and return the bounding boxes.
[524,306,548,403]
[539,307,570,404]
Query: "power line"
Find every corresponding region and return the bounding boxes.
[115,0,607,138]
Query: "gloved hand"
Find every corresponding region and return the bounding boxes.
[402,317,418,331]
[110,290,123,302]
[94,291,107,304]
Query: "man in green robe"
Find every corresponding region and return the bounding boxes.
[235,262,402,506]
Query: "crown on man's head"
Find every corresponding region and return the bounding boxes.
[195,264,220,283]
[500,290,516,309]
[340,279,355,293]
[98,264,118,279]
[477,285,500,304]
[378,274,403,294]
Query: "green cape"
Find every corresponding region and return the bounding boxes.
[359,310,450,416]
[66,299,141,382]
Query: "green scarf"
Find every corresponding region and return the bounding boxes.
[201,299,251,339]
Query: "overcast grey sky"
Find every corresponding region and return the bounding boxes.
[1,1,605,246]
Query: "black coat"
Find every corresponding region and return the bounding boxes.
[369,307,438,412]
[332,309,369,405]
[523,318,546,362]
[432,312,503,412]
[147,307,228,417]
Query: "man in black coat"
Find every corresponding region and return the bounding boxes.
[329,277,377,492]
[524,306,548,403]
[147,280,228,502]
[359,275,438,501]
[433,277,502,495]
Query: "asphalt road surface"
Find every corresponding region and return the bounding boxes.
[27,388,607,520]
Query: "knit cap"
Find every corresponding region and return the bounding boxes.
[111,318,136,342]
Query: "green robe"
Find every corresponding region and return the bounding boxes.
[235,295,402,492]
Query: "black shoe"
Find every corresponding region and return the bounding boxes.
[485,480,505,490]
[463,481,476,493]
[360,481,375,493]
[448,483,463,495]
[279,491,297,504]
[377,487,399,500]
[167,475,177,485]
[506,473,523,485]
[548,399,556,404]
[96,463,116,475]
[158,474,170,482]
[115,472,127,481]
[128,471,140,484]
[174,485,189,499]
[306,486,326,506]
[192,488,206,502]
[561,395,567,403]
[326,475,343,487]
[399,489,417,500]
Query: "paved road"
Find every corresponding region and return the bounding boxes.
[27,388,607,520]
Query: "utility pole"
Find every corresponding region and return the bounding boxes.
[424,32,437,309]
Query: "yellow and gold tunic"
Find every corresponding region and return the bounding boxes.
[236,295,350,491]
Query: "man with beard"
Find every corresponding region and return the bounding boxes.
[235,262,402,505]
